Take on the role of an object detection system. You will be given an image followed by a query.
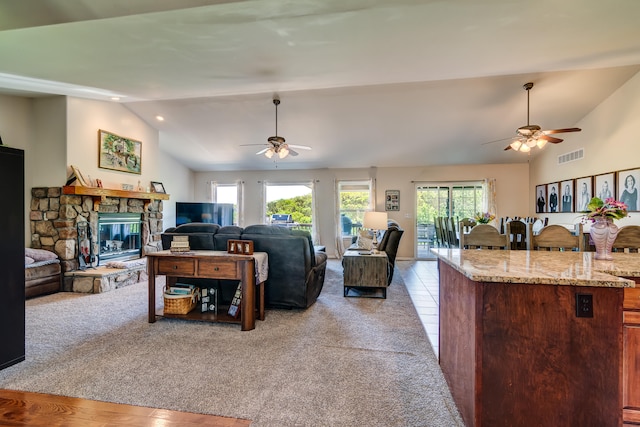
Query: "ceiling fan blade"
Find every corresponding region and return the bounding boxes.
[543,128,581,135]
[256,148,270,155]
[504,145,512,151]
[539,135,564,144]
[288,144,311,150]
[482,137,512,146]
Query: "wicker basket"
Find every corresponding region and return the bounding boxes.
[163,287,199,315]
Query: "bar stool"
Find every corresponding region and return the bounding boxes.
[612,225,640,253]
[528,223,583,251]
[459,223,510,250]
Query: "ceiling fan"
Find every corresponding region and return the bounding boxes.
[242,96,312,159]
[498,82,581,152]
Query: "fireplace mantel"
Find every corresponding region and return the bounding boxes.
[63,185,169,211]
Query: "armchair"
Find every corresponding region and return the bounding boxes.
[373,221,404,285]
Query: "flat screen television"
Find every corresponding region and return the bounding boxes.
[176,202,234,226]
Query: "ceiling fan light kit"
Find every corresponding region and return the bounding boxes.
[241,97,312,161]
[503,82,581,153]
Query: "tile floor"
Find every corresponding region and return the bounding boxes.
[396,260,441,357]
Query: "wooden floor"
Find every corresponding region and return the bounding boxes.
[0,389,251,427]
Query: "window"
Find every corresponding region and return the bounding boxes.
[264,183,314,233]
[338,180,372,237]
[211,183,239,225]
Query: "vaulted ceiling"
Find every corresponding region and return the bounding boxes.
[1,0,639,170]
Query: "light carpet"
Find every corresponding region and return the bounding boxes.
[0,260,463,426]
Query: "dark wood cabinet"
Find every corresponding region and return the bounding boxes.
[439,260,625,427]
[0,146,25,370]
[624,287,640,424]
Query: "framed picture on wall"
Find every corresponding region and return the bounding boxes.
[546,182,559,213]
[535,184,547,214]
[385,190,400,211]
[560,179,574,213]
[98,129,142,174]
[594,172,615,201]
[575,176,593,212]
[617,168,640,211]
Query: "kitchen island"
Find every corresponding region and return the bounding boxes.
[432,249,640,427]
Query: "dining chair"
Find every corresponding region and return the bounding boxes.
[531,218,545,235]
[528,223,584,251]
[433,217,444,247]
[499,216,512,234]
[612,225,640,253]
[459,217,476,234]
[445,217,459,247]
[507,219,528,250]
[459,223,510,250]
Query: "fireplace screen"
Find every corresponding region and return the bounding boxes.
[98,213,142,264]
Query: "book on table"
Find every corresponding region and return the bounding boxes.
[166,282,197,295]
[228,283,242,318]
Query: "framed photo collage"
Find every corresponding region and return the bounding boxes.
[536,167,640,214]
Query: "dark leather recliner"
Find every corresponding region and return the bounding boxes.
[161,223,327,309]
[377,222,404,284]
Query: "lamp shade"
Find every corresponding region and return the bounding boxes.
[363,211,388,230]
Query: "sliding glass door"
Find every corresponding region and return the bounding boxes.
[416,182,484,259]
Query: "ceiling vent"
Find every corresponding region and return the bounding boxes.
[558,148,584,165]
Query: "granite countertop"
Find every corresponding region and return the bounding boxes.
[431,249,638,288]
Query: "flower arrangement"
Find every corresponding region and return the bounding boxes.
[584,197,628,221]
[474,212,496,224]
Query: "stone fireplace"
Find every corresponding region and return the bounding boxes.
[30,186,166,292]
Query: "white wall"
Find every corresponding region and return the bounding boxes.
[194,163,529,259]
[530,70,640,227]
[158,149,194,228]
[66,97,161,191]
[31,96,67,187]
[64,97,194,232]
[0,94,35,245]
[0,95,194,243]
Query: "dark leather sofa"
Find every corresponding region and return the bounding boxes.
[161,223,327,309]
[25,262,61,298]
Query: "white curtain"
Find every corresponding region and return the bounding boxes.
[484,178,498,223]
[260,181,267,224]
[208,181,216,202]
[371,177,377,210]
[334,179,346,257]
[310,180,320,244]
[236,180,244,227]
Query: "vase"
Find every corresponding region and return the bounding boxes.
[590,217,618,260]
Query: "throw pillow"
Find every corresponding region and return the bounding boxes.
[25,256,35,265]
[356,229,374,250]
[25,248,58,261]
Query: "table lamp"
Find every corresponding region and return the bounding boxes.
[363,211,388,253]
